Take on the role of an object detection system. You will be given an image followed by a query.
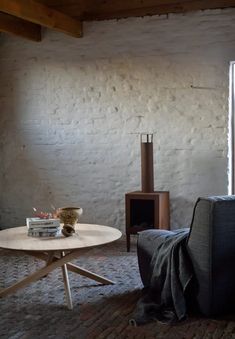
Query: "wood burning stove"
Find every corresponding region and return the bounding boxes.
[125,134,170,251]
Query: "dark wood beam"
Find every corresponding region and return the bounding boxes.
[81,0,235,21]
[0,0,82,38]
[0,12,41,41]
[31,0,235,21]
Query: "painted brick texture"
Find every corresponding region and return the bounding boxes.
[0,8,234,230]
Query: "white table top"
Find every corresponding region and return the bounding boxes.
[0,224,122,252]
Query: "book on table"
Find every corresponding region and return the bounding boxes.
[26,218,61,237]
[26,218,60,228]
[27,229,61,237]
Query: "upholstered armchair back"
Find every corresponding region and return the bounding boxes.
[187,196,235,316]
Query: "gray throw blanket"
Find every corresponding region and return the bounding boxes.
[130,229,193,326]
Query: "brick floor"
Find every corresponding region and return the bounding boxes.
[0,238,235,339]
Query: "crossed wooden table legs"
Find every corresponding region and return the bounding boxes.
[0,249,115,310]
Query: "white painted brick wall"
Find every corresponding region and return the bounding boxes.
[1,8,235,230]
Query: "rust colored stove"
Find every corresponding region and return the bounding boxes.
[125,133,170,252]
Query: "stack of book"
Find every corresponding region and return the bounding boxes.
[26,218,61,237]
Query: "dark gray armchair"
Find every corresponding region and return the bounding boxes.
[137,196,235,316]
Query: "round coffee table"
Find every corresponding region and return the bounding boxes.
[0,223,122,309]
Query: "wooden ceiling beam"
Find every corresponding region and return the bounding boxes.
[0,0,82,38]
[81,0,235,20]
[0,12,41,41]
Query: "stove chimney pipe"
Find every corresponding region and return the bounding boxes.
[141,133,154,193]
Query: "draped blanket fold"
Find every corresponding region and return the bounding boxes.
[130,229,193,326]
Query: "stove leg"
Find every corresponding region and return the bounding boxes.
[126,234,130,252]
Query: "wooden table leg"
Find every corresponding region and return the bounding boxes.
[0,249,80,298]
[61,251,73,310]
[67,263,115,285]
[46,252,55,265]
[42,251,55,278]
[28,251,115,285]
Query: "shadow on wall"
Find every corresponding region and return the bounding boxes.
[0,130,56,228]
[0,118,92,228]
[0,60,84,228]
